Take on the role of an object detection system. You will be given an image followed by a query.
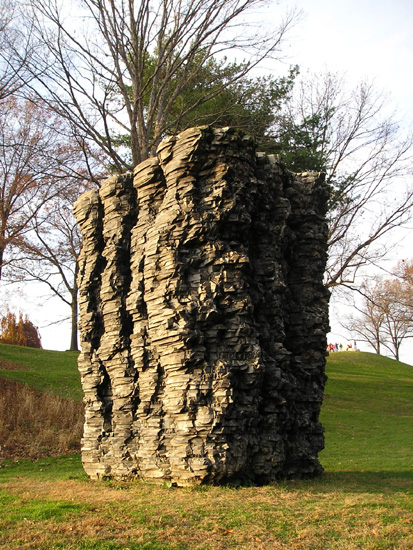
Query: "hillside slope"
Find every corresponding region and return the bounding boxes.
[320,351,413,473]
[0,344,83,458]
[1,344,412,473]
[0,343,81,401]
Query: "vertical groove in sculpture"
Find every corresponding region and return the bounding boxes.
[74,126,330,485]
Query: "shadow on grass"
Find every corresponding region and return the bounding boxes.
[300,469,413,494]
[1,455,411,496]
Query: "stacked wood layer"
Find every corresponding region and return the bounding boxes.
[74,126,330,485]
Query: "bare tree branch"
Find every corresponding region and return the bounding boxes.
[342,274,413,361]
[22,0,298,169]
[274,71,413,289]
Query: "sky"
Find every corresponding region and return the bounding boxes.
[3,0,413,362]
[284,0,413,362]
[287,0,413,120]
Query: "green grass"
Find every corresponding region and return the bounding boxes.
[0,488,89,523]
[320,351,413,474]
[0,343,81,401]
[0,345,412,473]
[0,347,412,550]
[0,454,86,482]
[0,466,411,550]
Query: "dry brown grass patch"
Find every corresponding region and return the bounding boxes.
[1,476,412,550]
[0,359,26,370]
[0,378,84,460]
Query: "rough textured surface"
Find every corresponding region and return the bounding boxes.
[74,126,330,485]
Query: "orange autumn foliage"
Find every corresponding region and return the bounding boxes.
[0,310,42,348]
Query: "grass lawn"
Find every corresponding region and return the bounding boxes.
[0,347,412,550]
[0,343,81,401]
[320,351,413,474]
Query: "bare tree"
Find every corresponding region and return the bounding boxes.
[379,278,413,361]
[0,95,102,281]
[344,275,413,361]
[1,95,107,348]
[273,71,413,289]
[394,258,413,289]
[343,279,384,355]
[0,96,61,279]
[10,146,106,351]
[23,0,298,171]
[12,189,83,351]
[0,0,36,100]
[0,0,21,99]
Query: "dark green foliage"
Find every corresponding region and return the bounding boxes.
[164,61,298,144]
[112,52,298,159]
[271,111,331,172]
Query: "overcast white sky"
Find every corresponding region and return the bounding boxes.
[4,0,413,362]
[288,0,413,120]
[286,0,413,362]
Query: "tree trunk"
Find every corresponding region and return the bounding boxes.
[69,275,79,351]
[394,343,400,362]
[0,246,3,281]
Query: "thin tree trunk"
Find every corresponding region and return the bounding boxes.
[70,298,78,351]
[69,271,79,351]
[375,336,380,354]
[394,343,400,362]
[0,246,3,281]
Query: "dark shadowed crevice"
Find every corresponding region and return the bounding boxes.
[96,362,113,434]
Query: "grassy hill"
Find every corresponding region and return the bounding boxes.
[320,351,413,474]
[0,343,81,401]
[0,345,412,550]
[1,343,412,473]
[0,344,83,460]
